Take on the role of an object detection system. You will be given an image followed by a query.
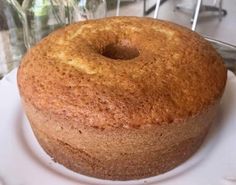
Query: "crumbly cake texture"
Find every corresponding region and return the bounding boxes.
[17,16,227,180]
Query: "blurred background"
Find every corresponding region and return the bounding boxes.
[1,0,235,44]
[106,0,236,45]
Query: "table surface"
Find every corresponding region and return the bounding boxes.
[206,37,236,75]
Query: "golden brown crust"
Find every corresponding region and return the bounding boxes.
[33,127,207,180]
[17,17,227,180]
[18,16,227,129]
[25,98,219,180]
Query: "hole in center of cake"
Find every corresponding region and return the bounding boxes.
[102,40,139,60]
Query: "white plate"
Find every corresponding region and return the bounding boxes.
[0,69,236,185]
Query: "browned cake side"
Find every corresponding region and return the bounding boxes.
[17,16,227,180]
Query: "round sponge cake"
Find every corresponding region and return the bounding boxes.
[17,16,227,180]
